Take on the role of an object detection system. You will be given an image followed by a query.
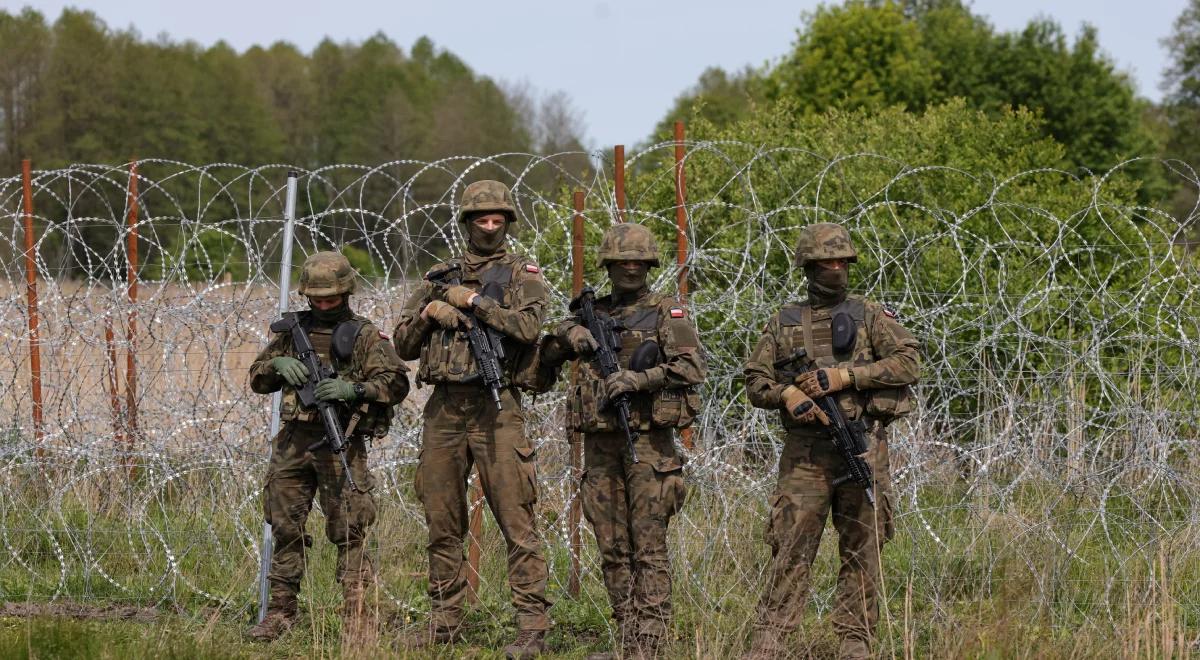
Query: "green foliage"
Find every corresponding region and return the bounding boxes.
[652,0,1164,197]
[340,244,382,281]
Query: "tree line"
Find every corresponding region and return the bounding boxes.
[0,7,587,176]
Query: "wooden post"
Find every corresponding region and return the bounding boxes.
[20,159,44,449]
[614,145,626,223]
[125,160,140,471]
[674,122,695,450]
[568,190,586,597]
[466,473,484,603]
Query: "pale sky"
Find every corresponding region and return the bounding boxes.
[5,0,1189,148]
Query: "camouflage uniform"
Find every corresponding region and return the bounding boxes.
[248,252,409,640]
[392,181,553,643]
[743,224,919,659]
[544,224,707,657]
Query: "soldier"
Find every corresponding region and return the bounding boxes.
[247,251,409,642]
[392,180,552,659]
[742,223,919,659]
[541,223,706,659]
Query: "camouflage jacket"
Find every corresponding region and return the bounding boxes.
[744,294,919,431]
[391,249,548,387]
[250,310,409,436]
[552,288,707,432]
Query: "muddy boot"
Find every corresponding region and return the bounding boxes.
[398,623,460,651]
[247,591,298,642]
[504,628,547,659]
[624,634,664,660]
[741,629,786,660]
[340,582,378,647]
[585,620,627,660]
[837,636,871,660]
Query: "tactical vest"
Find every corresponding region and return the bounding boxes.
[279,313,392,436]
[568,294,699,432]
[774,296,911,430]
[417,259,528,388]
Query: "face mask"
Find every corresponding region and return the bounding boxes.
[608,262,649,294]
[310,298,352,324]
[467,220,507,254]
[806,264,848,303]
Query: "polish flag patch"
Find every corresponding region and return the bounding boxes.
[669,307,685,318]
[525,264,541,273]
[882,306,898,319]
[379,331,390,340]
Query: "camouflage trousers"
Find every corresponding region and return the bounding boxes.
[753,424,895,660]
[262,422,377,602]
[414,385,551,631]
[581,428,686,644]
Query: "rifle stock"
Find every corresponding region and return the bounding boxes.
[773,348,875,504]
[269,312,360,492]
[572,287,640,464]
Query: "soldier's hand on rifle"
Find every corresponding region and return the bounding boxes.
[604,369,647,400]
[445,285,479,309]
[422,300,468,329]
[782,385,831,425]
[270,356,309,387]
[795,367,852,398]
[562,325,599,356]
[315,377,358,402]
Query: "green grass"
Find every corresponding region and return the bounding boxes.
[0,476,1196,658]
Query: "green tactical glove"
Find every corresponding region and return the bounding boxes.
[270,356,309,387]
[315,377,358,402]
[604,369,648,400]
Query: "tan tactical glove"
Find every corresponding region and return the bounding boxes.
[562,325,599,356]
[604,369,648,400]
[795,367,852,398]
[421,300,467,329]
[445,285,479,309]
[782,385,830,425]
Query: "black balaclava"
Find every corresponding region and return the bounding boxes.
[310,297,353,326]
[466,213,509,255]
[805,263,849,306]
[608,261,649,299]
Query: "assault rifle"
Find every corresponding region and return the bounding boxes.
[425,263,506,410]
[773,348,874,504]
[570,287,641,464]
[269,312,360,492]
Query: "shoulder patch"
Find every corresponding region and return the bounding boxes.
[378,331,390,340]
[525,264,541,273]
[669,307,685,319]
[882,305,898,319]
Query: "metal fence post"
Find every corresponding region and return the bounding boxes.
[258,170,300,623]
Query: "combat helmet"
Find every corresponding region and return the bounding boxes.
[794,222,857,268]
[598,223,660,267]
[298,251,357,296]
[457,180,517,223]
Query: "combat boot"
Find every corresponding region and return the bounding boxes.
[247,591,298,642]
[623,634,664,660]
[504,628,547,659]
[837,637,871,660]
[340,582,378,645]
[397,623,461,651]
[585,620,628,660]
[741,629,786,659]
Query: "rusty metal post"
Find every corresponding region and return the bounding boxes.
[568,190,586,597]
[614,145,626,223]
[124,160,140,461]
[466,473,484,603]
[674,122,695,449]
[105,315,124,448]
[20,159,44,449]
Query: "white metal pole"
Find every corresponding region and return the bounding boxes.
[258,170,299,622]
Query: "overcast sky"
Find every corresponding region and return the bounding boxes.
[6,0,1189,148]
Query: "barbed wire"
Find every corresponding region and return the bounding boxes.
[0,145,1197,646]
